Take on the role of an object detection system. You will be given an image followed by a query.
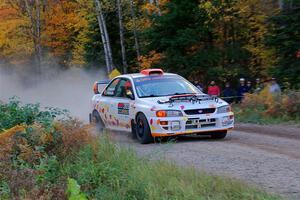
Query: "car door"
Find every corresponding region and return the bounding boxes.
[99,78,121,129]
[112,78,135,132]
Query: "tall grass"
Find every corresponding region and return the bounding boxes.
[60,136,282,200]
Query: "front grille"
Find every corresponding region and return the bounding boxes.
[184,108,216,115]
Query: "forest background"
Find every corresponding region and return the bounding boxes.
[0,0,299,89]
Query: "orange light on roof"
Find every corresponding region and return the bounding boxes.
[93,82,99,94]
[141,68,164,76]
[156,110,167,117]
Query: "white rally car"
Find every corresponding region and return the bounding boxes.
[90,69,234,144]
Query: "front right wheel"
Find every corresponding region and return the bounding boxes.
[135,113,153,144]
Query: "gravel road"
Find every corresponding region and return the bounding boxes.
[109,124,300,200]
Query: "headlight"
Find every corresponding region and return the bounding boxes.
[156,110,183,117]
[217,105,231,114]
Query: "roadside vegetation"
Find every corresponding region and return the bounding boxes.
[233,89,300,125]
[0,99,283,199]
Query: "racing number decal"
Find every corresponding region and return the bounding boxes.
[118,103,129,115]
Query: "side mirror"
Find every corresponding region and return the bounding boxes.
[126,89,134,100]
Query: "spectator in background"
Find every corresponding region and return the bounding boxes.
[236,78,248,103]
[254,78,263,93]
[269,78,281,95]
[193,80,203,92]
[207,81,220,97]
[222,82,235,104]
[246,81,252,93]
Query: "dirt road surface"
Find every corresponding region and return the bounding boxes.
[109,123,300,200]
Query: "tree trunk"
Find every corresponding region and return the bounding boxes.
[129,0,140,58]
[154,0,161,15]
[94,0,114,74]
[149,0,161,15]
[94,0,110,74]
[35,0,42,76]
[24,0,42,77]
[117,0,128,73]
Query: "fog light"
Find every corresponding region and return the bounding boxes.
[160,121,168,125]
[222,116,233,126]
[171,121,181,131]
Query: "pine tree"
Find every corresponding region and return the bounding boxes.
[266,3,300,88]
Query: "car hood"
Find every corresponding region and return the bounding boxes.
[138,95,228,111]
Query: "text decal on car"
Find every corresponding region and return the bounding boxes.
[118,103,129,115]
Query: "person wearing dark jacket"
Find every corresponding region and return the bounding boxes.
[222,82,235,104]
[236,78,249,103]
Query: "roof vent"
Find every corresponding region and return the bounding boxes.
[140,68,164,76]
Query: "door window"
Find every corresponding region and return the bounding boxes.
[115,79,134,99]
[103,78,120,96]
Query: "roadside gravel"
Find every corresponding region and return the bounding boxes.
[110,124,300,200]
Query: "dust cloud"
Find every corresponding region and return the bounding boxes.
[0,66,106,122]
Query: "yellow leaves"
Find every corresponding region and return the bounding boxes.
[142,3,158,15]
[0,125,27,160]
[138,51,164,69]
[0,125,26,145]
[0,3,33,61]
[43,0,90,64]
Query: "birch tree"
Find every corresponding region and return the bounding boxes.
[94,0,114,74]
[129,0,140,58]
[117,0,128,73]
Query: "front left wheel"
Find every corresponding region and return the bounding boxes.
[135,113,153,144]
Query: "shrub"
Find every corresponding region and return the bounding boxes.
[0,97,69,132]
[0,99,96,199]
[235,88,300,124]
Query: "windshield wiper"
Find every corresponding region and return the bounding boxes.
[140,94,160,98]
[167,92,196,96]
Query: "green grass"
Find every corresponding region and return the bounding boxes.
[58,136,282,200]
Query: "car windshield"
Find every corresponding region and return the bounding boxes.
[133,75,202,98]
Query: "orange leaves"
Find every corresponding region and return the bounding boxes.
[0,7,17,20]
[241,87,300,119]
[0,2,33,61]
[43,1,88,59]
[137,51,164,70]
[53,120,97,157]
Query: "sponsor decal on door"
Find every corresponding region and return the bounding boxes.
[118,103,129,115]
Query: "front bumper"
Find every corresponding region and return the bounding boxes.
[149,112,234,137]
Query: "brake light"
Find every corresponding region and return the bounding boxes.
[156,110,167,117]
[141,68,164,76]
[93,82,99,94]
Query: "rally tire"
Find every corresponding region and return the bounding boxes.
[91,111,105,132]
[131,120,137,139]
[135,113,153,144]
[210,130,227,139]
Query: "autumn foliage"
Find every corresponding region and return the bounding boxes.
[138,50,164,69]
[237,88,300,122]
[0,100,97,199]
